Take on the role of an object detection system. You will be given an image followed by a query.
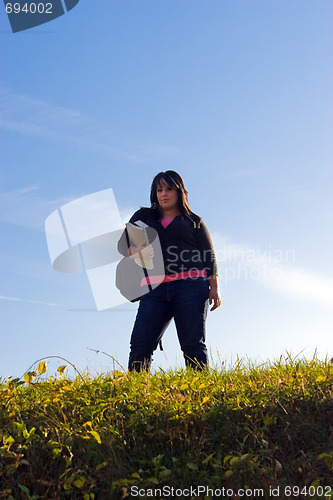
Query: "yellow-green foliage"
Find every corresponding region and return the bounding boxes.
[0,356,332,499]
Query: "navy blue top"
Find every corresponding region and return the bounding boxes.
[118,207,218,278]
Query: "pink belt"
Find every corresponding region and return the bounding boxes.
[141,269,207,287]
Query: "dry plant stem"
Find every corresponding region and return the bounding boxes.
[21,355,85,383]
[87,347,126,373]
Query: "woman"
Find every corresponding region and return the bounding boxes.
[119,171,221,371]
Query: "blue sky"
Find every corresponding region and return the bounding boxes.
[1,0,332,379]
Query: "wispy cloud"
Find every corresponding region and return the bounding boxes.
[279,182,318,203]
[263,265,333,304]
[0,186,132,233]
[221,167,271,179]
[0,295,62,306]
[212,166,272,182]
[0,86,176,161]
[0,186,75,230]
[212,232,333,305]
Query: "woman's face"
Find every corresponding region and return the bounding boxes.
[156,182,179,212]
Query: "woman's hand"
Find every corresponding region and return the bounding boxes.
[208,275,221,311]
[129,243,154,260]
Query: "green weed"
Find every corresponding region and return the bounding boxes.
[0,355,332,499]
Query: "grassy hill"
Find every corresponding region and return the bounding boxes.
[1,356,332,499]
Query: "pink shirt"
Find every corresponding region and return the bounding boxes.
[141,270,207,287]
[161,218,173,229]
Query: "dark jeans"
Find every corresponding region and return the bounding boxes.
[128,278,210,371]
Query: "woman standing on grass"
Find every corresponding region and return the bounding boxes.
[119,171,221,371]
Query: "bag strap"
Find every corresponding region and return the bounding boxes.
[124,227,153,294]
[126,224,163,352]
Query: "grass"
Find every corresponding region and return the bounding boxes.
[0,355,332,499]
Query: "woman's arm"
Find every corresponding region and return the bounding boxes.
[194,219,221,310]
[195,220,218,278]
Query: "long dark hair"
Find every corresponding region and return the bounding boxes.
[150,170,195,220]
